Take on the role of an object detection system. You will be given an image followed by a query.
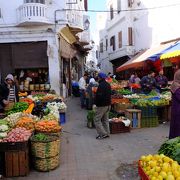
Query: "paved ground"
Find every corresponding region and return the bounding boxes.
[13,97,169,180]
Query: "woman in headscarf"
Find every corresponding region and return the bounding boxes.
[86,78,98,110]
[169,69,180,139]
[0,74,19,113]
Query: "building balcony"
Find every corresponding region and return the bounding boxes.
[108,45,135,61]
[17,3,53,26]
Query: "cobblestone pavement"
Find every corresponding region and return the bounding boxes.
[13,97,169,180]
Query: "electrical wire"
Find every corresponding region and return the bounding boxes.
[62,3,180,13]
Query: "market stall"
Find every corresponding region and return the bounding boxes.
[108,78,172,130]
[0,92,67,177]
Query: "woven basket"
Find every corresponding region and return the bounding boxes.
[31,136,60,158]
[33,154,60,172]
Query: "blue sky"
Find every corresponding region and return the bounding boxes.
[88,0,106,41]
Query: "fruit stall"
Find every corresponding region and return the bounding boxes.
[138,136,180,180]
[0,92,67,177]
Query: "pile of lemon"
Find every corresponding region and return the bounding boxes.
[140,154,180,180]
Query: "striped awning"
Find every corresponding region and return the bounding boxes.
[160,42,180,59]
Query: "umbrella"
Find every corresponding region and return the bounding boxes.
[160,42,180,60]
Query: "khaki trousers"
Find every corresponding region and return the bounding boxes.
[94,106,110,136]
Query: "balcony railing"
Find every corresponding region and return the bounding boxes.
[17,3,53,26]
[108,45,135,61]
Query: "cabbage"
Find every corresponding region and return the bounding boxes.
[0,132,8,138]
[0,125,9,132]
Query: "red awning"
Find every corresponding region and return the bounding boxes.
[116,42,175,72]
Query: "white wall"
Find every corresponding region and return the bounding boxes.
[98,0,180,73]
[132,0,180,51]
[0,0,68,94]
[0,0,66,26]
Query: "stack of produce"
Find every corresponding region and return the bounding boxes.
[16,117,35,132]
[111,94,123,99]
[0,120,9,139]
[111,97,130,104]
[139,154,180,179]
[18,92,28,97]
[46,101,67,119]
[19,98,33,105]
[43,113,58,121]
[4,112,23,127]
[6,102,29,115]
[134,97,169,107]
[2,127,31,142]
[158,137,180,164]
[117,88,132,95]
[27,92,46,101]
[35,120,61,133]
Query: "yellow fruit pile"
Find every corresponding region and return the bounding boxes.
[140,154,180,180]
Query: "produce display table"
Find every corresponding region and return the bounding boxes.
[0,92,66,177]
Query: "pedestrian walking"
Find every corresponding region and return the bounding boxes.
[78,73,88,108]
[94,72,111,139]
[169,69,180,139]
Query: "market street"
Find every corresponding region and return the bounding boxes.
[10,96,169,180]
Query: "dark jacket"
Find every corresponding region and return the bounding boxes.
[140,75,157,94]
[0,82,19,107]
[95,79,111,107]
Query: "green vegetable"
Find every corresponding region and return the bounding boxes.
[158,137,180,163]
[0,120,8,125]
[149,90,159,96]
[87,110,95,122]
[0,132,8,138]
[6,102,29,115]
[117,89,132,95]
[32,133,50,141]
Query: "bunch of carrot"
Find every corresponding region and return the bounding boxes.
[35,120,61,133]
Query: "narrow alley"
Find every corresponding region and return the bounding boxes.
[13,97,169,180]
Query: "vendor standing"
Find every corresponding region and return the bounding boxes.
[155,69,168,91]
[140,71,157,94]
[78,73,88,108]
[0,74,19,113]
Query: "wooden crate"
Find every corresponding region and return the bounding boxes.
[5,149,29,177]
[125,109,141,128]
[113,103,133,113]
[109,121,130,134]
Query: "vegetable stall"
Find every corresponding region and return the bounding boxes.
[0,92,67,177]
[105,78,172,133]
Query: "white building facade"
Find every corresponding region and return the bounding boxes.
[98,0,180,74]
[0,0,89,95]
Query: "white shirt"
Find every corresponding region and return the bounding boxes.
[78,77,86,90]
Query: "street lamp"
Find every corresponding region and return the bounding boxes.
[84,19,90,30]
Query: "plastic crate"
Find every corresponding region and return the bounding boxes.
[137,106,157,117]
[125,109,141,128]
[109,121,130,134]
[141,116,159,128]
[138,161,150,180]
